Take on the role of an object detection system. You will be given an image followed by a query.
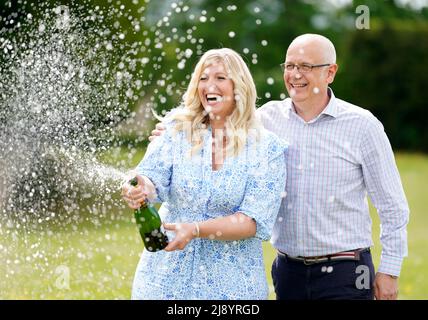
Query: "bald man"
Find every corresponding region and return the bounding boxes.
[260,34,409,300]
[149,34,409,300]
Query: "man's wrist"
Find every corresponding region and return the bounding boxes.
[379,272,398,279]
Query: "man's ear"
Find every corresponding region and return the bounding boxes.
[326,64,338,84]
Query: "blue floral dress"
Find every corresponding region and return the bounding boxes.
[132,120,287,300]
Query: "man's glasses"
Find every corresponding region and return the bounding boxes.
[280,63,331,73]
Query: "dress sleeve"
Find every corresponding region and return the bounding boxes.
[237,135,288,241]
[135,122,175,203]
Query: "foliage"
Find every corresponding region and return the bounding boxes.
[334,20,428,151]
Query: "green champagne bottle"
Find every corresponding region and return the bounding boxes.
[129,177,168,252]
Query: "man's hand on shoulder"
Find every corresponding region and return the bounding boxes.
[148,122,166,141]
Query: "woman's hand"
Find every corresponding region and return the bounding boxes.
[163,223,198,251]
[121,175,154,209]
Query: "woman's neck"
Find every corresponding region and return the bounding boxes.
[209,118,226,133]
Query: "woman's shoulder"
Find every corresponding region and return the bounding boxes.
[155,107,183,129]
[243,128,288,166]
[258,128,289,154]
[161,107,192,135]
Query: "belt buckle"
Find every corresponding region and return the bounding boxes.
[303,257,319,265]
[303,255,330,265]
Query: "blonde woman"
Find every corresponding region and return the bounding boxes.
[122,48,287,299]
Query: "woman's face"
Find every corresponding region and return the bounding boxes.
[197,62,235,120]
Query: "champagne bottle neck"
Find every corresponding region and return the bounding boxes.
[138,201,148,209]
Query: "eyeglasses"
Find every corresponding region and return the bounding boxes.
[280,62,331,73]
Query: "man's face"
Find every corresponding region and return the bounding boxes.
[283,43,335,105]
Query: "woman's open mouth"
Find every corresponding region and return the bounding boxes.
[206,94,223,104]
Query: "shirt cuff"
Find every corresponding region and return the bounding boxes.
[378,254,404,277]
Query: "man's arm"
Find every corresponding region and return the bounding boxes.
[360,116,410,299]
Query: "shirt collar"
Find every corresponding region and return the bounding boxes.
[320,88,338,118]
[285,87,338,119]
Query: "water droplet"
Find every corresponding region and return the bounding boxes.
[184,48,193,58]
[177,60,185,69]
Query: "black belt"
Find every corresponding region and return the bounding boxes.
[278,248,370,265]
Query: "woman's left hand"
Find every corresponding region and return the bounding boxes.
[163,223,197,251]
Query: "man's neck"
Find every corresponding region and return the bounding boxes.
[292,93,331,123]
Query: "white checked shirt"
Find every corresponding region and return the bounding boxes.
[257,89,409,276]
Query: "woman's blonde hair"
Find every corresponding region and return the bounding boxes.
[171,48,260,157]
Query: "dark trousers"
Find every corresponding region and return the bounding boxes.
[271,249,375,300]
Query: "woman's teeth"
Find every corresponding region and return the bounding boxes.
[206,94,223,102]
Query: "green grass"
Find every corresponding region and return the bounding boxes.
[1,152,427,299]
[375,153,428,299]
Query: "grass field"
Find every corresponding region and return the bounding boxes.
[0,152,427,299]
